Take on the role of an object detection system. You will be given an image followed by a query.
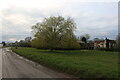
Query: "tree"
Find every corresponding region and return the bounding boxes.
[32,16,80,51]
[18,37,32,47]
[94,38,100,41]
[84,34,90,40]
[93,38,104,42]
[15,41,18,49]
[19,40,25,47]
[25,37,32,42]
[80,34,90,43]
[25,37,32,47]
[31,37,47,49]
[2,41,6,46]
[81,37,87,43]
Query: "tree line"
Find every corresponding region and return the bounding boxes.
[2,16,120,51]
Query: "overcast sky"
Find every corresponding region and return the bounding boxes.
[0,0,119,42]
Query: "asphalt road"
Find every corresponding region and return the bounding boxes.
[2,48,71,78]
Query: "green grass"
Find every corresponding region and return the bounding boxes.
[11,47,118,79]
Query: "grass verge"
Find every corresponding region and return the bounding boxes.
[11,47,118,79]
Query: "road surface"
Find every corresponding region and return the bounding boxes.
[2,48,71,78]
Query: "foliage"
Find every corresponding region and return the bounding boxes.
[80,34,90,43]
[17,37,31,47]
[19,40,31,47]
[94,38,100,41]
[93,38,104,42]
[2,41,6,46]
[12,47,118,79]
[31,38,47,49]
[31,16,80,51]
[81,37,87,43]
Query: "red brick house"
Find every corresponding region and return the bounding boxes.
[94,38,116,49]
[78,38,116,50]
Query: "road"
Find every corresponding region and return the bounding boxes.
[2,48,71,78]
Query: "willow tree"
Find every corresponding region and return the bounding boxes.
[32,16,80,51]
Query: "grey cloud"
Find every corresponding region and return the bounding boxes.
[2,35,31,42]
[1,2,118,42]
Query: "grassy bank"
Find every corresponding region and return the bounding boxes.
[11,47,118,79]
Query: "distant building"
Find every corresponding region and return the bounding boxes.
[78,38,116,50]
[94,38,116,49]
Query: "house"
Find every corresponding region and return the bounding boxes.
[94,38,116,49]
[77,40,94,50]
[78,38,116,50]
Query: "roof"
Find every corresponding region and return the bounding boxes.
[94,40,105,43]
[77,40,84,43]
[94,40,116,44]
